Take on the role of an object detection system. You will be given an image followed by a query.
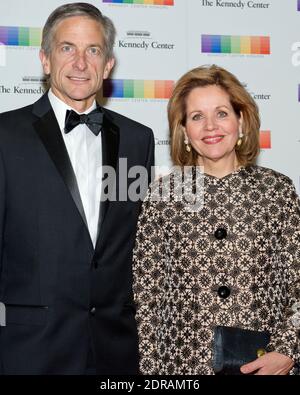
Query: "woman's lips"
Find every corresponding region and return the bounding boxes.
[202,135,224,145]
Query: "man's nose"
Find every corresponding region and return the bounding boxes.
[73,51,88,71]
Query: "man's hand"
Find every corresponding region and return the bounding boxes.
[240,352,294,375]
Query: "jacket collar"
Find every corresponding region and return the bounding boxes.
[32,92,120,249]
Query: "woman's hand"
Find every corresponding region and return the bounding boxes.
[240,352,294,375]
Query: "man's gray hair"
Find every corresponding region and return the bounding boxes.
[41,2,116,60]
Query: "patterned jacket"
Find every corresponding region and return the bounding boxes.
[133,166,300,375]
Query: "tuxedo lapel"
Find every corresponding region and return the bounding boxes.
[32,94,89,233]
[96,110,120,242]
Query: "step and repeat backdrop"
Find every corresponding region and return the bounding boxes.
[0,0,299,191]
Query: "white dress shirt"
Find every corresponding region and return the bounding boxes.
[48,90,102,248]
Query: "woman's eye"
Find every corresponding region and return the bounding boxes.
[192,114,202,121]
[218,111,227,118]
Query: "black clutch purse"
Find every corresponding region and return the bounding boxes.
[212,326,270,375]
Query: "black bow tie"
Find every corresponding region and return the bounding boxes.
[64,108,103,136]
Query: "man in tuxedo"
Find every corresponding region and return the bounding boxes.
[0,3,154,374]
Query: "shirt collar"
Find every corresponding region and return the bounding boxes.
[48,89,97,132]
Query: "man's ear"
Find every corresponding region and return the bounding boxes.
[103,57,115,79]
[39,49,51,75]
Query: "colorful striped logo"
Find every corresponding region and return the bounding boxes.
[201,35,270,55]
[260,131,271,149]
[103,79,174,99]
[103,0,174,5]
[0,26,41,46]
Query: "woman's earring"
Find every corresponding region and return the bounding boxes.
[236,128,244,148]
[184,137,191,153]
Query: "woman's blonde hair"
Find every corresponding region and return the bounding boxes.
[168,65,260,167]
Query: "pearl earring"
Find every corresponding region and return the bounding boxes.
[236,128,244,148]
[184,137,191,153]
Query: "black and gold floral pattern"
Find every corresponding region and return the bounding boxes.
[133,166,300,375]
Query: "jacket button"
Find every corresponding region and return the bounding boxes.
[214,228,227,240]
[90,307,96,315]
[217,286,231,299]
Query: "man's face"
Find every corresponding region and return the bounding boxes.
[40,16,114,111]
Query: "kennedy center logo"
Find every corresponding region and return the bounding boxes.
[202,34,270,55]
[260,131,271,149]
[103,79,174,99]
[103,0,174,5]
[0,26,41,46]
[118,30,175,51]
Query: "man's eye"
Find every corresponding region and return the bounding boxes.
[88,47,100,56]
[61,45,73,53]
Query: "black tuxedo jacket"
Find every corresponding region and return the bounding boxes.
[0,93,154,374]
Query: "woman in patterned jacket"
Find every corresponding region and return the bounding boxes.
[133,65,300,375]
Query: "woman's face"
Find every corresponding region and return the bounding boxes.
[184,85,242,166]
